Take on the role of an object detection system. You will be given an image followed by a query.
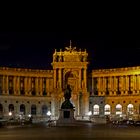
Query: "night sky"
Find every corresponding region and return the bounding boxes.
[0,31,140,70]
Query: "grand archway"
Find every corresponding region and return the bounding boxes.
[64,71,78,91]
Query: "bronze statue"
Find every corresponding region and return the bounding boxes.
[64,85,72,100]
[61,84,74,109]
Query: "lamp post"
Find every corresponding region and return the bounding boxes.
[8,112,12,125]
[47,111,51,120]
[88,111,92,121]
[9,111,12,117]
[47,111,51,127]
[28,114,32,124]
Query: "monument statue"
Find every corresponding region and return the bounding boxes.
[64,84,71,100]
[61,85,74,109]
[57,84,75,125]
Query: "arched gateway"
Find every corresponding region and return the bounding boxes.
[51,41,89,119]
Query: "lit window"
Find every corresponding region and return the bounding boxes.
[104,104,111,115]
[93,104,99,115]
[127,104,134,115]
[116,104,122,115]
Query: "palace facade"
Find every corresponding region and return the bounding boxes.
[90,67,140,120]
[0,44,89,120]
[0,43,140,121]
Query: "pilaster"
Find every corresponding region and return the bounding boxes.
[2,75,5,95]
[79,69,81,89]
[54,69,57,88]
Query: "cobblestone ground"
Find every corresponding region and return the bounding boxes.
[0,123,140,140]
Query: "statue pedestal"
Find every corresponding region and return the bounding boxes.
[57,109,75,126]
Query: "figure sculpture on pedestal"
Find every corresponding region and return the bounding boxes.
[61,85,74,109]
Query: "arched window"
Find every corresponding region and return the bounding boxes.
[104,104,111,115]
[42,105,48,115]
[93,104,99,115]
[31,105,36,115]
[20,104,26,115]
[116,104,122,115]
[127,104,134,115]
[9,104,14,112]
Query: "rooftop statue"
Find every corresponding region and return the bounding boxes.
[65,40,76,53]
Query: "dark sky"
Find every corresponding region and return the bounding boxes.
[0,31,140,70]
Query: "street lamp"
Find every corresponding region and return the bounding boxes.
[47,111,51,116]
[9,111,12,116]
[8,112,13,125]
[88,111,92,116]
[88,111,92,121]
[28,114,31,118]
[46,111,51,126]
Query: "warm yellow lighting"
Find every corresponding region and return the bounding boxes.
[47,111,51,116]
[9,112,12,116]
[88,111,92,116]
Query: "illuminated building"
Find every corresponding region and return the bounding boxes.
[90,67,140,120]
[0,42,89,120]
[0,42,140,121]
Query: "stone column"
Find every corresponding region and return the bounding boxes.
[108,77,112,95]
[84,68,87,90]
[2,75,5,95]
[112,76,114,93]
[83,93,89,116]
[133,75,137,93]
[28,77,31,95]
[136,75,140,94]
[79,69,81,89]
[131,75,134,94]
[35,78,39,96]
[5,76,9,95]
[24,77,28,95]
[51,95,57,120]
[119,76,123,95]
[125,76,129,95]
[104,77,106,92]
[39,77,43,96]
[130,75,135,94]
[100,77,103,92]
[16,76,20,95]
[53,69,57,88]
[59,68,62,89]
[13,76,16,95]
[123,76,126,91]
[130,75,133,90]
[46,78,49,96]
[102,77,104,92]
[97,77,101,95]
[108,77,111,90]
[113,76,117,95]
